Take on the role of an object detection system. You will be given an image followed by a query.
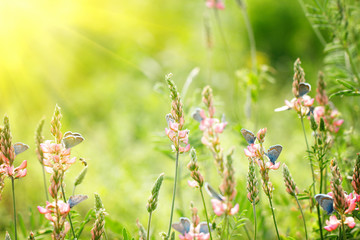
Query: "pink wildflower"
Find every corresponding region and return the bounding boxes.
[188,180,200,188]
[211,199,239,216]
[166,115,190,153]
[266,161,281,170]
[206,0,225,10]
[345,217,356,228]
[244,144,260,158]
[324,215,340,231]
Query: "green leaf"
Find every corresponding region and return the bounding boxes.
[74,166,88,187]
[123,228,128,240]
[336,79,357,90]
[18,213,27,238]
[330,90,360,98]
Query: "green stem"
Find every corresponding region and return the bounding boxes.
[11,177,17,240]
[213,8,232,70]
[147,211,152,240]
[200,187,213,240]
[300,115,323,240]
[166,149,180,238]
[252,203,257,240]
[295,195,308,240]
[42,166,49,201]
[243,224,251,240]
[267,196,280,240]
[221,214,228,239]
[61,185,76,239]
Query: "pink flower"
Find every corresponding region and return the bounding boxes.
[313,106,325,122]
[38,200,70,223]
[188,180,199,188]
[345,193,357,214]
[3,160,27,179]
[256,128,267,143]
[214,122,227,133]
[206,0,225,9]
[211,199,239,216]
[266,161,280,170]
[244,144,260,158]
[41,140,75,169]
[324,215,340,231]
[345,217,356,228]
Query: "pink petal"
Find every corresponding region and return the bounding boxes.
[211,199,225,216]
[37,206,49,214]
[345,217,356,228]
[230,204,239,215]
[188,180,199,188]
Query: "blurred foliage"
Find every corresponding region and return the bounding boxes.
[0,0,359,239]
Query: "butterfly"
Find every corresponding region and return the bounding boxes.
[172,217,211,235]
[204,182,224,201]
[298,82,311,97]
[62,131,84,149]
[68,195,88,208]
[172,217,191,235]
[265,145,282,164]
[241,129,256,145]
[13,142,29,155]
[192,108,204,123]
[315,194,334,215]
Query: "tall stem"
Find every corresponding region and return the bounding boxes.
[61,185,76,239]
[267,196,280,240]
[147,212,152,240]
[42,166,49,201]
[295,195,308,240]
[252,203,257,240]
[300,115,323,239]
[200,187,213,240]
[166,149,180,238]
[11,177,17,240]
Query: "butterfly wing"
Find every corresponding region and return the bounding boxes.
[14,142,29,155]
[241,129,256,145]
[298,83,311,97]
[192,108,204,122]
[204,182,224,201]
[274,105,291,112]
[198,222,211,234]
[62,131,84,149]
[68,195,88,208]
[266,145,283,164]
[315,194,334,215]
[172,217,191,235]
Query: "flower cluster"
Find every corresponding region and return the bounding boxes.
[37,201,71,238]
[321,159,358,232]
[275,58,314,117]
[0,116,28,199]
[242,128,282,198]
[165,74,190,153]
[187,148,204,188]
[193,86,227,175]
[166,114,190,153]
[313,72,344,133]
[91,194,107,240]
[37,105,85,240]
[206,0,225,10]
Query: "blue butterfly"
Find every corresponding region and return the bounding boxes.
[204,182,224,201]
[68,195,88,208]
[265,145,283,164]
[192,108,204,123]
[172,217,211,235]
[14,142,29,155]
[298,82,311,97]
[241,129,256,145]
[172,217,191,235]
[315,194,334,215]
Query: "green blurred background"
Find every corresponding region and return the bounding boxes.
[0,0,352,239]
